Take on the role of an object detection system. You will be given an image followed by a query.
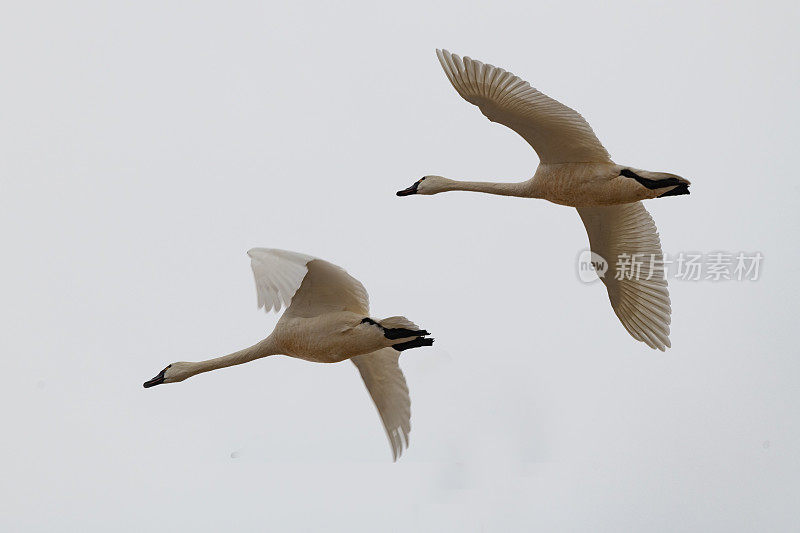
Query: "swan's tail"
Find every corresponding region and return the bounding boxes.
[657,181,690,198]
[379,316,420,331]
[391,336,434,352]
[364,316,434,351]
[620,168,691,198]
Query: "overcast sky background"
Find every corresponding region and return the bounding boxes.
[2,1,798,531]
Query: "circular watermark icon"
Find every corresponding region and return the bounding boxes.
[577,250,608,283]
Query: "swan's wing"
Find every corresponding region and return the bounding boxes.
[437,49,611,164]
[577,202,672,350]
[351,348,411,461]
[247,248,369,317]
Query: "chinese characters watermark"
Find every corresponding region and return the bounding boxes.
[577,251,763,283]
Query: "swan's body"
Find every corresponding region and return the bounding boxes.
[143,248,433,460]
[398,50,691,351]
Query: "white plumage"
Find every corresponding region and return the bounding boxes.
[248,248,370,318]
[248,248,315,313]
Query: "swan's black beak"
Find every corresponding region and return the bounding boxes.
[143,367,168,388]
[396,182,418,196]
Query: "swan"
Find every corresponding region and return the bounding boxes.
[143,248,433,460]
[397,50,690,351]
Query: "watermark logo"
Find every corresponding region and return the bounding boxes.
[577,250,608,283]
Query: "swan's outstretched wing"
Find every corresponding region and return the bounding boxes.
[577,202,672,350]
[436,49,611,164]
[247,248,369,317]
[351,348,411,461]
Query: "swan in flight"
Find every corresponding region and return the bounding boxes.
[143,248,433,460]
[397,50,690,351]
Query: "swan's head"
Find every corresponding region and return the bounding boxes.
[143,362,194,388]
[396,175,450,196]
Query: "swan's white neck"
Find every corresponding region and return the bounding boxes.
[187,335,281,378]
[439,179,537,198]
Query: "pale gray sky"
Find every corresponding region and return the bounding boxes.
[1,0,798,531]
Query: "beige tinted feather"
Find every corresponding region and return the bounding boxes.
[351,348,411,461]
[577,202,672,350]
[436,49,612,164]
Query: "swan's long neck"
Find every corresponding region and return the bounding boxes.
[187,335,281,378]
[440,179,536,197]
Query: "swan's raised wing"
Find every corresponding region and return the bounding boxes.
[247,248,369,318]
[351,348,411,461]
[437,49,611,164]
[577,202,672,350]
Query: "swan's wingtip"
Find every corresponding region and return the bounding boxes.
[247,248,268,258]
